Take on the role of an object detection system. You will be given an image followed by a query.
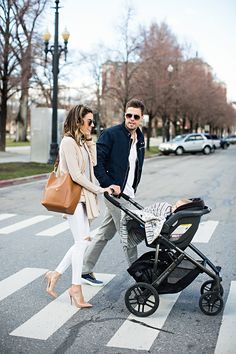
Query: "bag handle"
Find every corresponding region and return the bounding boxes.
[53,154,59,173]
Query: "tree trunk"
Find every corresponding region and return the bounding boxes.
[15,90,29,141]
[189,119,193,132]
[146,115,152,150]
[172,117,178,137]
[166,117,170,141]
[181,114,186,134]
[162,113,169,142]
[0,83,8,151]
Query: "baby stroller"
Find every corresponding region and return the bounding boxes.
[104,192,224,317]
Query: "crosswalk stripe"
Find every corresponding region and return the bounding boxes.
[10,273,115,340]
[0,215,52,234]
[0,268,47,302]
[193,220,219,243]
[214,281,236,354]
[0,213,16,221]
[0,212,218,242]
[107,293,180,351]
[36,224,99,237]
[36,221,69,236]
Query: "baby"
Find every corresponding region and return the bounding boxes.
[144,198,192,220]
[172,198,192,213]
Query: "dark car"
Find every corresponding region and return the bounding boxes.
[219,136,230,149]
[204,134,229,150]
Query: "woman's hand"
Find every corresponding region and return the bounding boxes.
[103,187,113,195]
[110,184,121,196]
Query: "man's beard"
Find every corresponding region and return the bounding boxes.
[125,123,137,133]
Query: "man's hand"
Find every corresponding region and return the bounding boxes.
[110,184,121,196]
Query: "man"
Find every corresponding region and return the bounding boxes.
[82,99,145,285]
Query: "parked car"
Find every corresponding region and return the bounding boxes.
[204,134,221,149]
[204,134,229,150]
[219,136,230,149]
[159,133,213,156]
[224,134,236,144]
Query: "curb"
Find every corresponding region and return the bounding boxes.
[0,173,49,188]
[0,154,162,188]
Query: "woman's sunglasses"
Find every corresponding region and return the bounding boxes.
[88,119,95,126]
[125,113,141,120]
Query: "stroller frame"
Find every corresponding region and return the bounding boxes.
[104,192,224,317]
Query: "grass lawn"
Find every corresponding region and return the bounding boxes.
[6,138,30,147]
[145,146,160,157]
[0,162,52,180]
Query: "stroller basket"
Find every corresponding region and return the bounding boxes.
[161,258,204,293]
[128,251,204,294]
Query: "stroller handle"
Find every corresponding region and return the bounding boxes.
[104,192,143,210]
[104,191,121,208]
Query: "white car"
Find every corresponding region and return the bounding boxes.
[159,133,213,156]
[225,134,236,144]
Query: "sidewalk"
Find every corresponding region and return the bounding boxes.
[0,137,162,188]
[0,146,48,188]
[0,137,162,164]
[0,146,31,163]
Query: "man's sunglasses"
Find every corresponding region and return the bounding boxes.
[125,113,141,120]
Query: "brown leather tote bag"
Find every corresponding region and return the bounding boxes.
[41,171,82,215]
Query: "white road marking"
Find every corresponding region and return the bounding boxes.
[0,268,47,302]
[107,293,180,351]
[0,213,16,221]
[36,221,69,236]
[36,224,99,237]
[0,215,52,234]
[193,220,219,243]
[214,281,236,354]
[10,273,115,340]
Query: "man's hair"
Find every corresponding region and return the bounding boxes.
[126,99,145,115]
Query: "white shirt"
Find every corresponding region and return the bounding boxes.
[123,139,137,198]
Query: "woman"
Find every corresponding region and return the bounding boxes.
[45,105,113,308]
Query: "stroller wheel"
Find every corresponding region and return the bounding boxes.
[199,291,224,316]
[125,282,159,317]
[200,280,224,297]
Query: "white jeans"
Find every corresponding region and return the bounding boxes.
[55,203,90,285]
[83,198,138,273]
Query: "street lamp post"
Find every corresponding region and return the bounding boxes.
[43,0,70,164]
[165,64,174,141]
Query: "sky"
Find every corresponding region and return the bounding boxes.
[42,0,236,102]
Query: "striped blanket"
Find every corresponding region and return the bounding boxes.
[120,202,172,248]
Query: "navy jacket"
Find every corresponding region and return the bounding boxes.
[94,122,145,193]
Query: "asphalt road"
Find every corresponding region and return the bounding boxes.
[0,145,236,354]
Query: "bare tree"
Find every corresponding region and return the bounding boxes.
[12,0,49,141]
[0,0,20,151]
[136,22,182,148]
[79,44,110,133]
[105,4,141,114]
[31,39,76,113]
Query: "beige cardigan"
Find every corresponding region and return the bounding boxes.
[57,136,104,220]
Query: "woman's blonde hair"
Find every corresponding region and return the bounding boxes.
[63,105,93,143]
